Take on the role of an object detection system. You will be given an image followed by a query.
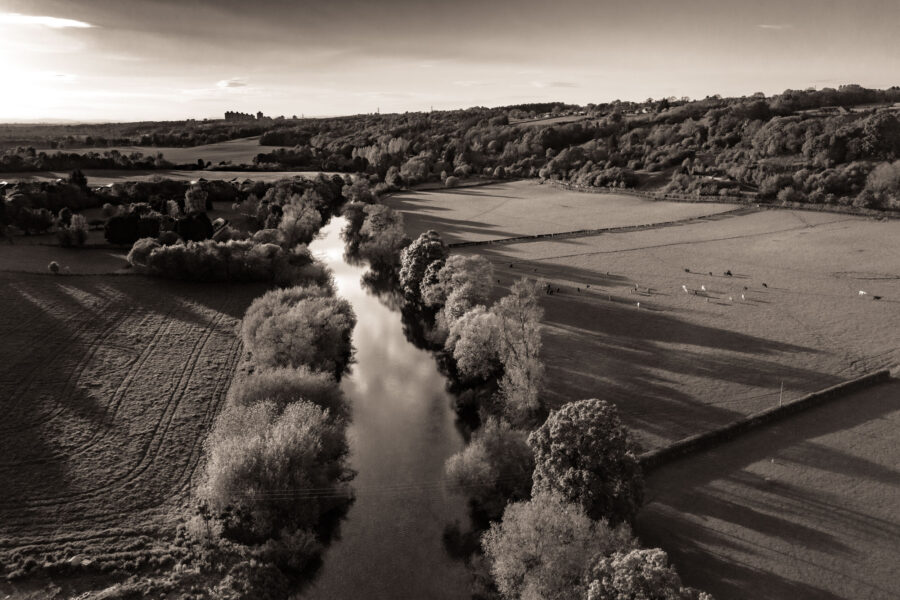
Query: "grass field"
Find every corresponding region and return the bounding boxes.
[635,380,900,600]
[0,272,265,590]
[392,182,900,451]
[1,169,336,185]
[35,136,288,166]
[385,180,737,244]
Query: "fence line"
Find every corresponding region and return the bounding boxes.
[639,368,894,473]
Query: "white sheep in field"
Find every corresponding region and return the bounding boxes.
[741,293,746,302]
[636,302,640,309]
[682,285,689,293]
[858,290,868,297]
[700,284,707,292]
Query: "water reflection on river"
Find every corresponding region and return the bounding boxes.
[300,218,471,599]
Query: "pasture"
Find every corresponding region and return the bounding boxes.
[636,380,900,600]
[385,180,736,244]
[37,136,287,166]
[392,182,900,451]
[0,272,264,588]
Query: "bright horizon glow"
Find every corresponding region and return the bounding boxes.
[0,12,92,28]
[0,0,898,122]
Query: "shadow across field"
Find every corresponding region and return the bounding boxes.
[636,381,900,600]
[468,247,837,448]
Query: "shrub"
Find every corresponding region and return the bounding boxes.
[444,417,534,520]
[529,399,643,525]
[104,213,141,246]
[227,367,349,419]
[141,240,327,284]
[444,176,460,188]
[48,261,59,274]
[445,306,503,381]
[214,559,291,600]
[200,400,350,537]
[399,230,448,302]
[278,200,322,247]
[57,214,88,247]
[241,285,355,376]
[482,491,636,600]
[127,237,161,268]
[586,548,712,600]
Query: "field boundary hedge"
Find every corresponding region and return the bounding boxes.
[639,369,893,473]
[547,180,900,220]
[446,207,749,248]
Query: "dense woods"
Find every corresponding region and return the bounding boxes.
[4,85,900,211]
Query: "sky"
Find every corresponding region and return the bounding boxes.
[0,0,898,122]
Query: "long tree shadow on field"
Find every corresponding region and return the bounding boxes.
[457,249,838,448]
[636,382,900,600]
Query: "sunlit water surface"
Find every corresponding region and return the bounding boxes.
[299,217,470,599]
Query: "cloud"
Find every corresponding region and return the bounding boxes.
[0,13,93,28]
[216,77,248,88]
[757,24,792,30]
[530,80,578,89]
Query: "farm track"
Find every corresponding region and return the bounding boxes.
[0,273,259,565]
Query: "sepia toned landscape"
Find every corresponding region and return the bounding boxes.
[1,1,898,599]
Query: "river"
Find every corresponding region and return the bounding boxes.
[300,217,472,599]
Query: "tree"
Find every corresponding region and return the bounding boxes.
[185,185,209,213]
[420,254,494,316]
[529,399,643,525]
[358,204,409,268]
[444,417,534,520]
[398,230,448,302]
[482,491,636,600]
[445,305,503,381]
[200,400,350,538]
[586,548,712,600]
[493,278,544,420]
[278,198,322,247]
[241,285,356,377]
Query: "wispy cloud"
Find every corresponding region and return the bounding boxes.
[216,77,248,88]
[0,13,93,28]
[531,80,578,89]
[757,24,793,30]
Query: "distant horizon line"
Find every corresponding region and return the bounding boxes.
[2,83,898,126]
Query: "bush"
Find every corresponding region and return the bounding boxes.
[104,213,141,245]
[399,230,448,302]
[482,491,637,600]
[444,417,534,520]
[444,176,460,188]
[200,400,350,537]
[445,306,503,381]
[586,548,712,600]
[214,559,291,600]
[241,285,355,376]
[227,367,349,420]
[529,399,643,525]
[140,240,328,284]
[127,237,161,268]
[48,261,59,274]
[57,214,88,247]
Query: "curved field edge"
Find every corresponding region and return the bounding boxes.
[0,273,266,590]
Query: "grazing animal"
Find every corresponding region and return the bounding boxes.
[682,285,689,293]
[709,271,713,276]
[636,302,640,309]
[762,283,768,288]
[743,286,749,290]
[586,284,590,288]
[858,290,868,296]
[684,268,690,273]
[741,293,745,301]
[728,296,733,302]
[725,270,733,276]
[873,295,882,300]
[700,284,707,292]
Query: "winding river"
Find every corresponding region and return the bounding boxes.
[300,217,471,599]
